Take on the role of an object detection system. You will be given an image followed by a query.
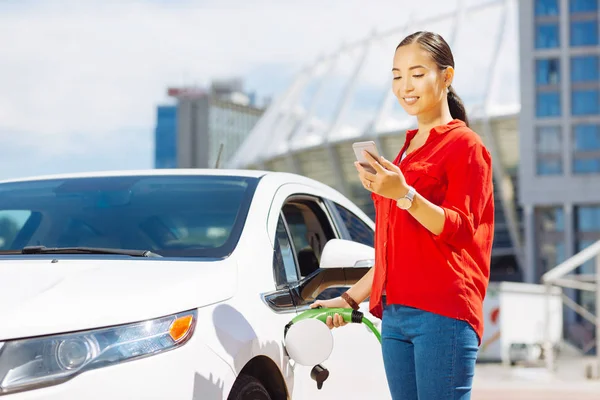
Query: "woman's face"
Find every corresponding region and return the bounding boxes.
[392,42,450,117]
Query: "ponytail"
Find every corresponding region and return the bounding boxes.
[447,85,469,127]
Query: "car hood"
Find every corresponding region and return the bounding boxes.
[0,257,237,341]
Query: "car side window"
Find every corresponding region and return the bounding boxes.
[333,204,374,247]
[273,214,300,288]
[282,199,336,279]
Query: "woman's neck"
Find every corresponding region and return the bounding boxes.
[415,101,454,136]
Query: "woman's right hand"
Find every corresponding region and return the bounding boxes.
[310,296,352,329]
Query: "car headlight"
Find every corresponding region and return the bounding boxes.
[0,310,197,395]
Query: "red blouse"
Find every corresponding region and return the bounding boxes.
[369,119,495,342]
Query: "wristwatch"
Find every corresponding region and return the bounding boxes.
[396,186,416,210]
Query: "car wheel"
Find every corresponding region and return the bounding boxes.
[228,374,272,400]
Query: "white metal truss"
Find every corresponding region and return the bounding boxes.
[542,239,600,378]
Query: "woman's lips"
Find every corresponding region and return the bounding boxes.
[403,96,419,105]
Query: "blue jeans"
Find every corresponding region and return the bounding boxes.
[381,304,479,400]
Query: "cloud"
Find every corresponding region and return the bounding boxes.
[0,0,515,180]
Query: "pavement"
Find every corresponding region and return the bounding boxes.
[471,357,600,399]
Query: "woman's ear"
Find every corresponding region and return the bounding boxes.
[444,66,455,88]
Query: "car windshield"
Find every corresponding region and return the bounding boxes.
[0,175,258,258]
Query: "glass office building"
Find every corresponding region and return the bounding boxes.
[166,81,264,169]
[154,105,177,169]
[520,0,600,349]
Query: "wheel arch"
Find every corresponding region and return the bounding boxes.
[229,355,289,400]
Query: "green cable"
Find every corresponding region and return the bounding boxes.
[361,317,382,343]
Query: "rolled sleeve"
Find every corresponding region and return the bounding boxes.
[435,143,493,247]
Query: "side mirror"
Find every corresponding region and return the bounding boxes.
[284,319,333,366]
[319,239,374,269]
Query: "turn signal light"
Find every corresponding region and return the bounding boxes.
[169,315,194,342]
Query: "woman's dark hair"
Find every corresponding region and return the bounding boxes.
[396,31,469,126]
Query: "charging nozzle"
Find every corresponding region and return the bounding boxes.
[286,307,381,343]
[283,307,382,390]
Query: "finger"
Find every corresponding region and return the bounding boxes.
[334,314,342,327]
[379,156,399,171]
[326,315,334,329]
[363,151,386,174]
[355,162,377,182]
[310,301,322,309]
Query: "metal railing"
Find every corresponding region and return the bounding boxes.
[541,239,600,378]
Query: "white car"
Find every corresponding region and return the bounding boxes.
[0,169,390,399]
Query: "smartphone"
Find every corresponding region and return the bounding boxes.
[352,141,381,174]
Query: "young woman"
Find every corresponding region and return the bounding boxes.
[312,31,495,399]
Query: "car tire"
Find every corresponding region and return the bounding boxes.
[228,374,272,400]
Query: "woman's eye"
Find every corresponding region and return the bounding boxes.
[393,76,402,80]
[413,74,424,78]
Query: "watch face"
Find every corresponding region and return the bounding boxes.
[396,198,412,210]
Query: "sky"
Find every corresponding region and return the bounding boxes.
[0,0,516,181]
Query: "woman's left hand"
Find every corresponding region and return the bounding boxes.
[355,151,409,200]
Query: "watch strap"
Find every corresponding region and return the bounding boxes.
[405,186,416,201]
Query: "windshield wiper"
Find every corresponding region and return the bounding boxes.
[8,246,162,258]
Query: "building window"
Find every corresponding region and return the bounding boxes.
[572,89,600,115]
[536,22,560,49]
[536,91,561,117]
[574,203,600,313]
[571,55,599,82]
[576,205,600,233]
[573,124,600,173]
[538,126,562,153]
[573,158,600,173]
[536,0,560,15]
[573,159,600,174]
[540,207,565,232]
[536,59,561,85]
[537,158,563,175]
[570,0,598,13]
[536,126,563,175]
[575,204,600,313]
[570,19,599,46]
[536,206,566,278]
[573,124,600,150]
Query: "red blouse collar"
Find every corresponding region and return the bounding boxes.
[405,118,465,141]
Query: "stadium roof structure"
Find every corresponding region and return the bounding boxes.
[229,0,520,170]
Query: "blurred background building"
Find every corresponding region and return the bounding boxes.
[155,78,264,169]
[154,105,178,169]
[519,0,600,351]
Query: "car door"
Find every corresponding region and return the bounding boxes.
[302,199,390,400]
[264,183,390,399]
